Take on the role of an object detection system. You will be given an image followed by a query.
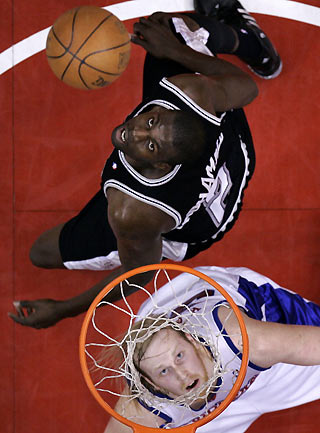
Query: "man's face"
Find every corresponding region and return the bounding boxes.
[139,329,211,400]
[111,108,179,166]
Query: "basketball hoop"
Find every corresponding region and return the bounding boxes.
[79,263,249,432]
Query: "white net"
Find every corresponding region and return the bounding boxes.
[84,268,244,428]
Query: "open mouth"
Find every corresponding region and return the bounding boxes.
[186,379,199,391]
[112,125,127,149]
[112,125,127,148]
[121,128,126,143]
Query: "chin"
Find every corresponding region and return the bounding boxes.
[111,128,117,144]
[111,128,121,150]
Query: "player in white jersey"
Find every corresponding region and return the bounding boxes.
[104,266,320,433]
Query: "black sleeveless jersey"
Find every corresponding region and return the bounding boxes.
[101,77,255,246]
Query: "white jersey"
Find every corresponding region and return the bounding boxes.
[136,266,320,429]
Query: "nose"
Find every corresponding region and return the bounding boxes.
[130,126,148,142]
[176,368,188,384]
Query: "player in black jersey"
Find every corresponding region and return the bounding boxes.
[9,1,281,329]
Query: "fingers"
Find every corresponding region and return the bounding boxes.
[8,299,61,329]
[8,300,40,329]
[8,312,40,328]
[131,34,148,49]
[13,300,35,316]
[133,19,150,38]
[8,312,31,326]
[148,12,174,26]
[133,15,168,39]
[132,22,146,44]
[132,16,176,54]
[132,19,155,49]
[13,300,25,318]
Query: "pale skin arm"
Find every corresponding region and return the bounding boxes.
[104,387,163,433]
[132,13,259,113]
[218,307,320,368]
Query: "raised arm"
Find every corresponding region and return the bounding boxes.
[132,14,258,113]
[218,308,320,368]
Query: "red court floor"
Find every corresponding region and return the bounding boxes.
[1,1,319,432]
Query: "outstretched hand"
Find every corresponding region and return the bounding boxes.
[131,13,183,59]
[8,299,66,329]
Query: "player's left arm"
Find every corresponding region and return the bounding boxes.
[132,14,258,113]
[218,308,320,368]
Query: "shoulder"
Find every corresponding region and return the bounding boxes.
[166,74,219,116]
[217,306,292,369]
[107,187,175,236]
[104,393,164,432]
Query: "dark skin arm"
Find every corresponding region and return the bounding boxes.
[9,189,175,328]
[132,13,258,113]
[63,188,174,312]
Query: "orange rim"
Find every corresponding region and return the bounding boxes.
[79,264,249,433]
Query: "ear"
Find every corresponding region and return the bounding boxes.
[141,375,156,388]
[185,333,195,343]
[185,333,200,350]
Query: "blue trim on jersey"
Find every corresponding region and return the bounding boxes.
[137,398,173,425]
[238,277,320,326]
[212,302,268,372]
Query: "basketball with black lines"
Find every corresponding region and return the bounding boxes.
[46,6,131,90]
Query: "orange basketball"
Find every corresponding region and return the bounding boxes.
[46,6,131,90]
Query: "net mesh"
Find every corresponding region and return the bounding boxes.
[84,268,244,428]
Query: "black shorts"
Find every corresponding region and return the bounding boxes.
[59,189,214,269]
[59,190,119,270]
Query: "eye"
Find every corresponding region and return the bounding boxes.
[160,368,168,376]
[176,352,183,360]
[148,117,154,128]
[148,141,155,151]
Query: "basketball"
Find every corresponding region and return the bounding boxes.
[46,6,131,90]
